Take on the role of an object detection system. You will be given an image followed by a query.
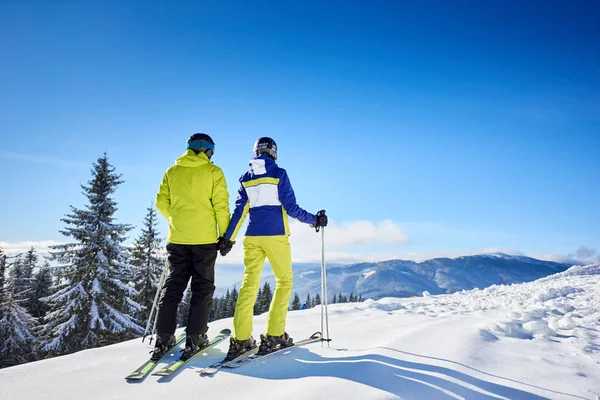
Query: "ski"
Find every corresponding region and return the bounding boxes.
[197,344,259,376]
[198,331,322,376]
[125,332,187,381]
[222,331,322,369]
[151,328,231,377]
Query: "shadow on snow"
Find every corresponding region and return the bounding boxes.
[222,346,586,400]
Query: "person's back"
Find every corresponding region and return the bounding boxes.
[152,133,230,362]
[225,151,315,239]
[219,137,327,361]
[157,148,229,245]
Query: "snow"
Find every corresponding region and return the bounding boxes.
[256,254,571,302]
[363,270,377,278]
[1,264,598,399]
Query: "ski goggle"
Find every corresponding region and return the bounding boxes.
[187,141,215,159]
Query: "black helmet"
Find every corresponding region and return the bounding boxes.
[253,137,277,160]
[187,133,215,159]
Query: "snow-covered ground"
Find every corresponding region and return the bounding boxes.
[1,264,598,399]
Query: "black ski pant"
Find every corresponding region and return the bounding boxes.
[156,243,217,337]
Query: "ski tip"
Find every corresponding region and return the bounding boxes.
[310,332,323,339]
[219,328,232,336]
[199,368,218,375]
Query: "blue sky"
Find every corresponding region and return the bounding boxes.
[0,0,598,264]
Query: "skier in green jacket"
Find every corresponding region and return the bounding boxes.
[152,133,230,361]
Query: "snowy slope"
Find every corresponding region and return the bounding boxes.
[253,253,571,300]
[1,264,598,400]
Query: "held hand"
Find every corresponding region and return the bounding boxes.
[314,210,328,232]
[217,236,235,256]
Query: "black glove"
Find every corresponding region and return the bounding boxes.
[314,210,328,231]
[216,236,235,256]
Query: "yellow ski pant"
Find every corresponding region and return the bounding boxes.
[233,235,293,340]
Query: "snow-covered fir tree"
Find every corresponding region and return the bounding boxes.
[257,282,272,314]
[211,296,223,320]
[40,153,143,356]
[313,293,321,308]
[254,287,263,315]
[291,292,301,310]
[130,205,165,326]
[0,260,38,368]
[0,248,6,320]
[223,288,232,317]
[8,252,32,303]
[231,286,238,306]
[28,261,54,319]
[305,293,312,309]
[21,247,40,313]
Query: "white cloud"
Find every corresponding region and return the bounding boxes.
[0,240,64,255]
[215,220,560,265]
[291,219,408,249]
[533,246,600,266]
[217,219,409,265]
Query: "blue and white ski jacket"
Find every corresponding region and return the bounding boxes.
[224,155,316,241]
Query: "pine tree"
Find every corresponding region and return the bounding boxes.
[8,254,29,302]
[208,296,218,322]
[231,286,238,305]
[28,261,53,319]
[258,282,272,313]
[0,248,6,320]
[349,292,355,302]
[313,293,321,308]
[40,153,143,356]
[130,205,164,326]
[222,289,232,317]
[332,293,337,304]
[215,297,225,320]
[224,286,238,318]
[0,263,38,368]
[291,293,301,310]
[21,248,38,308]
[254,287,262,315]
[305,294,312,309]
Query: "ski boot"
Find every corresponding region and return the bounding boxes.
[224,336,257,361]
[150,333,176,361]
[180,333,209,361]
[257,332,294,355]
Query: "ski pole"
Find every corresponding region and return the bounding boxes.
[320,226,331,346]
[320,236,325,345]
[142,259,168,344]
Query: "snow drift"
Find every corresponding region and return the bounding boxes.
[0,263,598,400]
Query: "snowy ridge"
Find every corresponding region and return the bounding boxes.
[1,263,598,399]
[251,253,571,301]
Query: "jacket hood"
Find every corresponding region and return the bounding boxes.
[248,155,276,176]
[175,149,211,167]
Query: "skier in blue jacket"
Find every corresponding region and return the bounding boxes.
[217,137,328,361]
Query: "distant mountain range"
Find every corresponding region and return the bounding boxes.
[218,253,571,301]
